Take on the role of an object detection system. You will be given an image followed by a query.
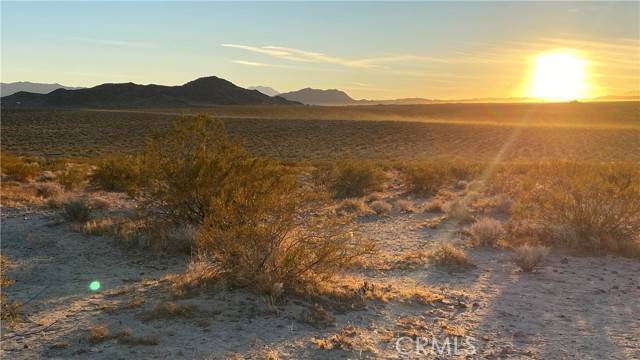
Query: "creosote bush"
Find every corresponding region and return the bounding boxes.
[327,162,386,199]
[63,198,92,223]
[509,162,640,255]
[90,154,141,194]
[140,115,375,296]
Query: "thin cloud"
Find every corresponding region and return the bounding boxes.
[222,43,419,69]
[233,60,273,67]
[70,36,154,48]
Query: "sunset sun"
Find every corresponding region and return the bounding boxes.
[529,51,590,101]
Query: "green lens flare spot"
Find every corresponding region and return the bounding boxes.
[89,281,101,291]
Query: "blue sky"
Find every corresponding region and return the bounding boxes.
[2,1,638,99]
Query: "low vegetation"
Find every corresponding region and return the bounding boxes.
[468,217,505,246]
[326,161,386,199]
[1,256,21,328]
[512,245,549,272]
[136,115,375,297]
[506,162,640,256]
[430,243,474,269]
[62,198,92,223]
[89,154,140,193]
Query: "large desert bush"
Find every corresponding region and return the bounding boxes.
[197,157,374,295]
[140,115,374,293]
[138,115,253,225]
[90,154,140,194]
[510,162,640,255]
[326,161,386,199]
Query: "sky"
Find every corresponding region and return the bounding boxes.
[1,1,639,100]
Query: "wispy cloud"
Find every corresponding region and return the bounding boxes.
[233,60,273,67]
[71,36,154,48]
[222,43,418,69]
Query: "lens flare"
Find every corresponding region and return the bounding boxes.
[89,281,101,291]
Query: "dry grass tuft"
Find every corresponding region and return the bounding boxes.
[141,301,195,322]
[369,200,392,215]
[335,198,371,217]
[512,245,549,272]
[310,325,377,354]
[88,325,111,344]
[300,303,336,328]
[393,199,415,213]
[468,217,505,246]
[430,243,474,269]
[35,183,62,199]
[416,216,446,230]
[443,199,474,223]
[115,328,159,346]
[422,199,444,213]
[1,256,22,328]
[166,259,221,299]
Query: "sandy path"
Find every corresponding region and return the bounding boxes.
[2,201,639,359]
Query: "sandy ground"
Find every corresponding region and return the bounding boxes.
[1,189,639,359]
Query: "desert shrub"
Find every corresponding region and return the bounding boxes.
[369,200,392,215]
[512,245,549,272]
[404,161,481,196]
[336,198,370,217]
[142,115,374,294]
[1,257,21,328]
[443,199,474,222]
[138,115,254,225]
[197,160,374,295]
[88,326,111,344]
[89,197,111,210]
[404,162,450,196]
[57,165,89,190]
[327,161,386,199]
[468,217,505,246]
[393,199,415,213]
[35,183,62,199]
[430,243,474,269]
[1,153,40,181]
[422,199,444,213]
[510,162,640,255]
[63,198,92,222]
[90,154,141,193]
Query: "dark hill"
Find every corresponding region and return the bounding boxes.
[1,76,297,108]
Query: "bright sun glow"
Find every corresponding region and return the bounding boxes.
[529,51,590,101]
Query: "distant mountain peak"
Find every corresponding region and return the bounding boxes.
[0,81,84,97]
[279,88,355,105]
[247,86,280,97]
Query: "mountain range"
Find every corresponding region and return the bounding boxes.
[1,81,84,97]
[2,78,637,109]
[1,77,297,108]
